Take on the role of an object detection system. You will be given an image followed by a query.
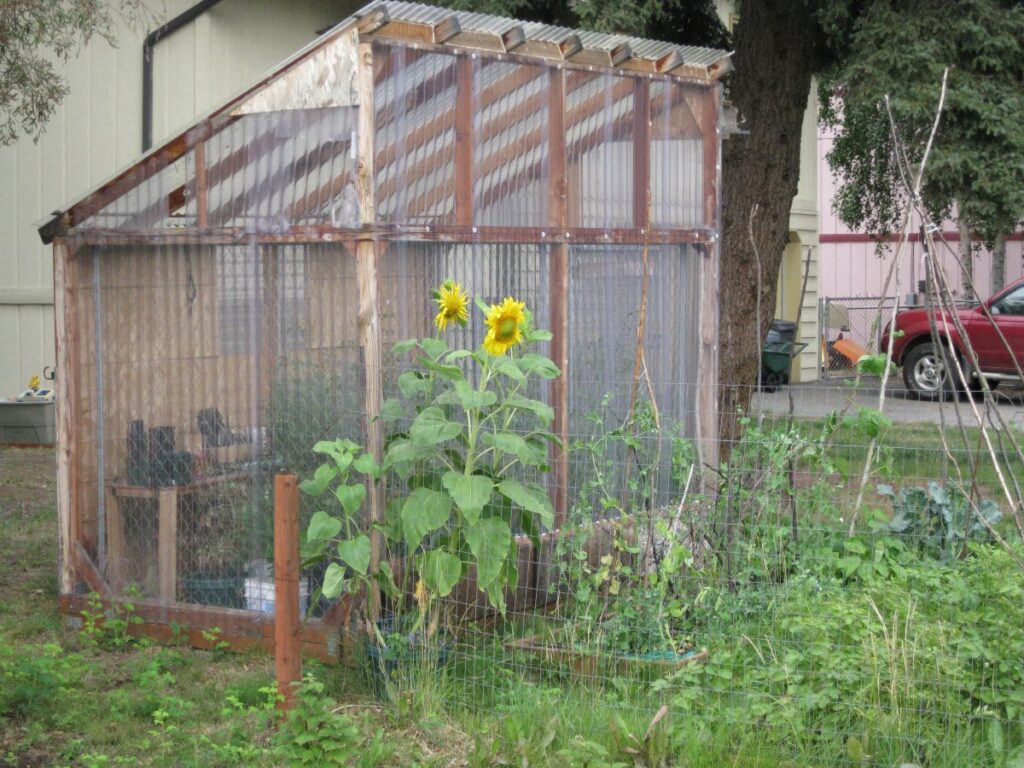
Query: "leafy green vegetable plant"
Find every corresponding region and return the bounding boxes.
[878,481,1002,560]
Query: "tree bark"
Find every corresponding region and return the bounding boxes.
[718,1,828,452]
[956,217,975,300]
[991,232,1007,295]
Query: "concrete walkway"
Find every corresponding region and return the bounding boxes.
[752,378,1024,428]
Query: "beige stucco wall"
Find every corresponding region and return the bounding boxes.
[0,0,360,398]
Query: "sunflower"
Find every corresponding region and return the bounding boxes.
[483,297,526,356]
[433,280,468,331]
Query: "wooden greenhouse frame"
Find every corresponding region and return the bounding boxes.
[41,1,729,659]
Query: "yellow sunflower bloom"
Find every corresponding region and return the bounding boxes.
[483,297,526,356]
[433,281,468,331]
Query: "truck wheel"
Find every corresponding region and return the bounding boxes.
[902,341,956,399]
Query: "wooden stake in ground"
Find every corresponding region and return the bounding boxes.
[274,474,302,712]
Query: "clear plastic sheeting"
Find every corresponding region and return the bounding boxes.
[649,80,705,228]
[565,71,635,229]
[472,60,550,228]
[374,45,459,226]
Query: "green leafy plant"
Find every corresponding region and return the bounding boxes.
[274,675,392,767]
[303,282,561,630]
[80,590,144,651]
[878,481,1002,560]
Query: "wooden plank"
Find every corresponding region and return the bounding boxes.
[355,39,382,621]
[105,484,126,592]
[158,487,178,602]
[58,594,342,663]
[455,54,475,228]
[274,475,302,711]
[194,141,209,228]
[357,42,376,226]
[67,225,714,247]
[53,240,76,596]
[633,78,651,231]
[547,68,569,529]
[74,542,110,596]
[356,240,384,622]
[696,86,721,488]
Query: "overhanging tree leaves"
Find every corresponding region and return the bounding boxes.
[819,0,1024,294]
[0,1,153,145]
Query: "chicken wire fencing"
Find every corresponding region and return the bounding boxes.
[818,296,897,378]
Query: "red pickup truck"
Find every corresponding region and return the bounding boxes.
[880,277,1024,397]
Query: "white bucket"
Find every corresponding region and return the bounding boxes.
[245,577,309,616]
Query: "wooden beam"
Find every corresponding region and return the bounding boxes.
[548,68,569,528]
[66,224,714,247]
[356,40,382,623]
[74,542,110,596]
[59,594,342,663]
[633,78,651,232]
[194,141,209,227]
[455,55,475,228]
[53,240,76,596]
[274,474,302,711]
[696,85,721,487]
[357,43,376,227]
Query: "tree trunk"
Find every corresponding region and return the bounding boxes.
[718,1,827,451]
[956,217,975,299]
[991,232,1007,294]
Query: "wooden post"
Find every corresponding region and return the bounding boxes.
[54,240,76,596]
[274,474,302,711]
[696,85,721,486]
[633,78,651,232]
[157,488,178,602]
[194,141,209,227]
[548,67,569,528]
[455,54,475,228]
[355,39,383,622]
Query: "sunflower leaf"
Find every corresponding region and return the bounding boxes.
[322,562,347,598]
[442,471,493,524]
[419,549,462,597]
[392,339,419,355]
[465,518,511,591]
[490,355,525,382]
[410,406,462,445]
[419,356,465,382]
[498,479,554,530]
[454,379,498,411]
[482,431,546,466]
[516,353,560,379]
[504,393,554,425]
[401,487,452,551]
[307,510,342,543]
[419,337,449,360]
[398,370,432,398]
[380,398,406,422]
[337,535,371,576]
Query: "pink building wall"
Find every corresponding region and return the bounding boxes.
[817,132,1023,302]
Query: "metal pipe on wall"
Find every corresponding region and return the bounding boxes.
[143,0,225,152]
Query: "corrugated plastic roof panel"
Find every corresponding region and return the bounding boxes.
[359,0,729,70]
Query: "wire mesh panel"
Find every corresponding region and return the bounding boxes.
[819,295,897,377]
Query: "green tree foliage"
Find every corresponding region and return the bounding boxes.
[0,1,153,145]
[819,0,1024,250]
